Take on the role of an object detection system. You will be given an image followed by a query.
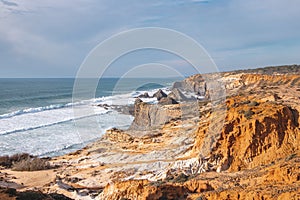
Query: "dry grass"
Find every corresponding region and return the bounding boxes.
[0,153,52,171]
[0,153,31,168]
[12,157,51,171]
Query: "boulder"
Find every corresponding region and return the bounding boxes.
[103,128,133,143]
[158,97,178,105]
[172,81,183,89]
[167,88,189,101]
[152,89,167,100]
[138,92,150,98]
[130,98,181,130]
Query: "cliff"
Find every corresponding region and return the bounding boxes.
[98,67,300,199]
[99,154,299,200]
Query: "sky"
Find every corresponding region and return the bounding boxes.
[0,0,300,78]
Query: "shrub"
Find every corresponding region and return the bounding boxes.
[0,153,31,168]
[12,157,51,171]
[0,155,10,167]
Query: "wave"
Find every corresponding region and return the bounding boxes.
[0,110,111,136]
[0,86,170,120]
[0,102,84,120]
[0,87,169,136]
[0,91,135,120]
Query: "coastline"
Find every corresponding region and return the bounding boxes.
[0,65,299,200]
[0,78,178,157]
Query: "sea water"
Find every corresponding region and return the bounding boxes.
[0,78,180,157]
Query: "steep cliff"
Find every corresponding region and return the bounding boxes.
[98,68,300,200]
[193,97,299,172]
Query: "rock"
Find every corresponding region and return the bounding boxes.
[113,105,134,116]
[138,92,150,98]
[175,74,207,95]
[193,100,300,172]
[98,179,190,200]
[134,97,143,104]
[0,187,72,200]
[152,89,167,100]
[158,97,178,105]
[103,128,133,143]
[167,88,189,101]
[130,98,181,130]
[172,81,183,89]
[133,98,144,116]
[97,104,110,110]
[97,153,300,200]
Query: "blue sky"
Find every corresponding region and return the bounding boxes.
[0,0,299,77]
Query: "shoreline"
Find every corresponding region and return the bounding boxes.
[0,65,299,200]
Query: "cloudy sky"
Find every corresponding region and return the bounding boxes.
[0,0,299,77]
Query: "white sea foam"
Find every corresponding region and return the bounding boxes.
[0,89,163,136]
[0,87,170,156]
[0,102,86,119]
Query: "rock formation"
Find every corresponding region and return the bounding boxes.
[158,97,178,105]
[129,98,181,130]
[152,89,167,100]
[167,88,190,101]
[138,92,150,98]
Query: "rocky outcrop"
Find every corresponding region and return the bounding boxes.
[172,68,300,98]
[239,74,300,88]
[0,187,72,200]
[172,74,207,95]
[192,97,300,172]
[167,88,190,101]
[98,69,300,199]
[102,128,133,143]
[99,152,300,200]
[138,92,150,98]
[152,89,167,100]
[130,98,181,130]
[158,97,178,105]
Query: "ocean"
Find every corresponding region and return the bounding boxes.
[0,78,180,157]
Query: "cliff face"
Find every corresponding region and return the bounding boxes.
[98,69,300,200]
[175,72,300,96]
[193,98,299,172]
[129,98,181,130]
[99,156,300,200]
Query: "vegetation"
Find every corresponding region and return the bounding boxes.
[0,153,52,171]
[0,153,31,168]
[12,157,51,171]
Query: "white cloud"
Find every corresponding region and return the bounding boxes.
[0,0,300,77]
